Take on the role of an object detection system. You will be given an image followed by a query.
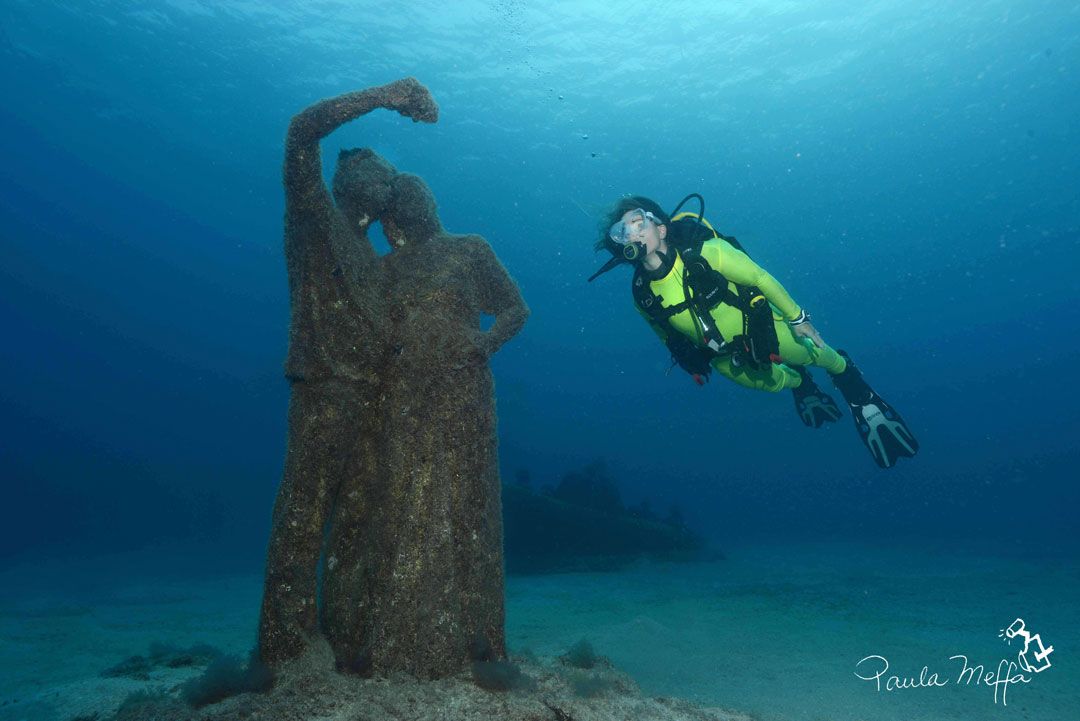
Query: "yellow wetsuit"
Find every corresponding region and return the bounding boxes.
[638,238,846,392]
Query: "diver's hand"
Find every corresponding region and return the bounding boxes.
[792,321,826,349]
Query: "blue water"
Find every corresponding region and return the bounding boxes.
[1,1,1078,719]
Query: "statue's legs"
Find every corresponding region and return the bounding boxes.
[325,374,459,678]
[451,369,507,662]
[324,369,507,678]
[257,378,363,666]
[321,392,385,672]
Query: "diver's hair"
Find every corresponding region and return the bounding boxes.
[594,195,671,256]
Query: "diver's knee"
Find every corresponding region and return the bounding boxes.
[768,364,801,392]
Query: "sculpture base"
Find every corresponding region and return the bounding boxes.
[101,635,752,721]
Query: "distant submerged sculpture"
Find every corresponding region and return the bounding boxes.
[257,78,529,679]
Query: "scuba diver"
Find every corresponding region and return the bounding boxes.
[589,194,919,469]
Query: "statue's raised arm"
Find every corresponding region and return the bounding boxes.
[280,78,438,382]
[283,77,438,227]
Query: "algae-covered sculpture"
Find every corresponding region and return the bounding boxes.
[257,78,528,678]
[322,170,529,678]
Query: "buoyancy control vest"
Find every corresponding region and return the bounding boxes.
[632,212,781,379]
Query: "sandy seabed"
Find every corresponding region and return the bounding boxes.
[2,542,1077,721]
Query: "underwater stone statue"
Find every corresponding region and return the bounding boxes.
[257,77,529,679]
[321,169,529,678]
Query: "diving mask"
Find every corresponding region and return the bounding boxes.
[608,208,660,246]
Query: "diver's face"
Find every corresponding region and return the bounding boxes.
[616,208,666,254]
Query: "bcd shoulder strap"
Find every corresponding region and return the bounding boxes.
[631,239,743,324]
[633,218,781,371]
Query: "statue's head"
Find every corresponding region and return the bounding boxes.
[382,173,443,249]
[332,148,396,230]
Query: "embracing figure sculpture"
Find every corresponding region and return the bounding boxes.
[257,78,529,679]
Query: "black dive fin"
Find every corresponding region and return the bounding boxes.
[830,351,919,469]
[791,366,843,428]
